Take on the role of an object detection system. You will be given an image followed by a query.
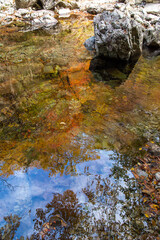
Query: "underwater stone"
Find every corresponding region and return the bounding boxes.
[84,36,95,51]
[155,172,160,181]
[136,169,148,178]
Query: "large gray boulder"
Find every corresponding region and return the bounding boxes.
[15,0,37,9]
[94,9,143,61]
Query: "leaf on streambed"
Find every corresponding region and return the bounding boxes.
[151,219,156,226]
[132,171,139,179]
[142,189,154,195]
[143,197,148,203]
[144,213,150,218]
[144,212,152,218]
[150,204,159,210]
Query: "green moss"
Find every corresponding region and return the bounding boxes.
[107,68,127,80]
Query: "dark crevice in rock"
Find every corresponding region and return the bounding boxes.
[89,56,137,87]
[33,0,43,10]
[142,45,160,58]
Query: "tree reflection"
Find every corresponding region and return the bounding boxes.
[0,214,21,240]
[0,176,14,191]
[28,190,84,240]
[23,176,158,240]
[0,134,99,177]
[0,171,159,240]
[1,56,160,178]
[28,174,159,239]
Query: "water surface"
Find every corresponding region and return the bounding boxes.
[0,13,160,239]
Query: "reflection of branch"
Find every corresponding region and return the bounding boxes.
[66,75,79,100]
[0,177,14,191]
[58,71,79,101]
[0,214,21,239]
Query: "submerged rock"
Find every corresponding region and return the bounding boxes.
[136,169,148,178]
[84,36,95,51]
[155,172,160,181]
[147,142,160,156]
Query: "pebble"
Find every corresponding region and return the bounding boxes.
[23,14,32,20]
[144,3,160,15]
[16,8,30,15]
[84,36,95,51]
[0,13,7,19]
[32,18,41,24]
[136,169,148,178]
[7,8,15,14]
[155,172,160,181]
[145,13,159,21]
[15,12,22,18]
[4,16,14,21]
[58,8,71,18]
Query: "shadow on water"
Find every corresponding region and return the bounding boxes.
[89,56,137,88]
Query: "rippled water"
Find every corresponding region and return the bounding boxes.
[0,13,160,239]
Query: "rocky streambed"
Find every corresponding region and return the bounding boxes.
[0,0,160,239]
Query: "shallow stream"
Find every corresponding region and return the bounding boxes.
[0,13,160,239]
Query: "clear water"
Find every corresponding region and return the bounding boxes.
[0,14,160,239]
